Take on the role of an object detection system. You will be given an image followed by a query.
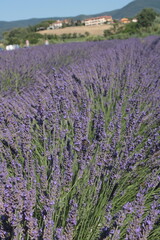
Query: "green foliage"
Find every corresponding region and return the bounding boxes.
[3,28,27,45]
[2,6,160,47]
[35,20,55,31]
[78,34,84,38]
[0,0,160,39]
[84,32,90,37]
[86,36,104,42]
[72,32,77,38]
[103,8,160,41]
[154,15,160,24]
[123,22,139,35]
[2,20,55,46]
[45,34,59,40]
[25,32,43,44]
[137,8,157,28]
[104,29,112,37]
[67,33,72,39]
[113,22,120,33]
[3,26,45,46]
[61,33,68,41]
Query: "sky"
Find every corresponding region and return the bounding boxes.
[0,0,134,21]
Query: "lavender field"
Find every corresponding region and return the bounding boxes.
[0,37,160,240]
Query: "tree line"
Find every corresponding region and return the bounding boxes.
[104,8,160,39]
[2,8,160,46]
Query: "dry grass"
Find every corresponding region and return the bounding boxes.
[39,24,112,36]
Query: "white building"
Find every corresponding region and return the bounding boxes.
[48,20,63,29]
[132,18,138,23]
[54,20,63,28]
[84,16,113,26]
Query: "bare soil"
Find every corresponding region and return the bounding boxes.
[39,24,112,36]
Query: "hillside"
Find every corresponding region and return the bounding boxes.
[0,0,160,39]
[111,0,160,19]
[0,18,56,39]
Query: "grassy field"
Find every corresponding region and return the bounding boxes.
[39,24,112,36]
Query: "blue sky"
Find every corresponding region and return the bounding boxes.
[0,0,133,21]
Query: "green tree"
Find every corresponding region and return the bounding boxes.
[123,22,138,35]
[3,28,28,45]
[61,33,68,41]
[35,20,55,32]
[137,8,157,28]
[85,32,90,37]
[104,29,112,37]
[24,32,43,44]
[72,33,77,38]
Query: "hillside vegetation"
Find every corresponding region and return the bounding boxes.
[103,9,160,40]
[110,0,160,19]
[1,8,160,46]
[0,0,160,39]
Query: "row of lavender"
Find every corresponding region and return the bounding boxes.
[0,37,160,239]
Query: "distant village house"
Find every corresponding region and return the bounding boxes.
[84,16,113,26]
[132,18,138,23]
[63,19,71,25]
[47,19,71,30]
[53,20,63,29]
[120,18,130,24]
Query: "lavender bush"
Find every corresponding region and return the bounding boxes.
[0,37,160,240]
